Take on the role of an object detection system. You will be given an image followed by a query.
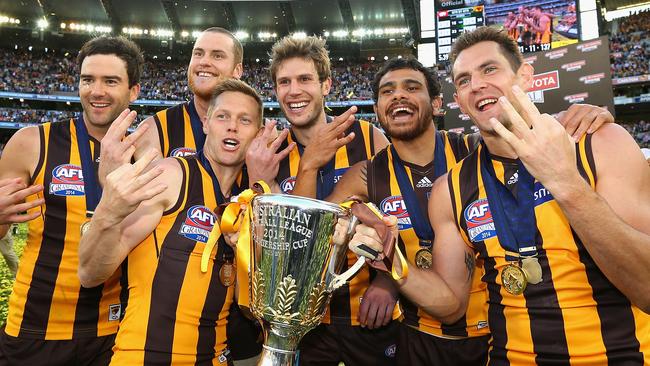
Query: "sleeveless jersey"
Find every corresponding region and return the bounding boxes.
[276,119,382,325]
[368,130,489,338]
[111,156,236,365]
[448,137,650,364]
[153,100,203,158]
[6,119,124,339]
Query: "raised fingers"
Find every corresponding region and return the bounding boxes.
[510,85,541,127]
[497,96,531,139]
[489,117,526,154]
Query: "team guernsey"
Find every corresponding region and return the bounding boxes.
[110,155,238,365]
[276,118,386,325]
[153,99,204,158]
[367,130,489,338]
[448,136,650,364]
[5,119,123,339]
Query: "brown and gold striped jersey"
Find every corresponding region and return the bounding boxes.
[111,156,236,365]
[448,136,650,364]
[6,119,124,340]
[367,130,489,338]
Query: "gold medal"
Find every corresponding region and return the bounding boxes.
[501,263,527,295]
[219,261,235,287]
[415,248,432,269]
[80,221,91,237]
[521,257,542,285]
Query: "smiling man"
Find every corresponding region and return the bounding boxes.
[78,79,263,365]
[0,36,143,366]
[349,27,650,365]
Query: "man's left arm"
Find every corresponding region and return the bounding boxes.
[491,86,650,312]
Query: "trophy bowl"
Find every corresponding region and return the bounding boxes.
[249,194,363,366]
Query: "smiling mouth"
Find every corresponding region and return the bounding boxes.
[476,98,498,112]
[197,71,217,78]
[90,102,110,108]
[288,102,308,110]
[389,106,415,119]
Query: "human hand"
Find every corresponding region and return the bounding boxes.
[246,120,295,185]
[358,273,398,329]
[490,85,580,191]
[99,109,152,186]
[556,103,613,141]
[298,106,357,172]
[0,178,44,224]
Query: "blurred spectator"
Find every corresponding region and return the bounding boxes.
[609,10,650,79]
[621,120,650,148]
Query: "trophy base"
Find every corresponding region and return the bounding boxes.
[257,345,296,366]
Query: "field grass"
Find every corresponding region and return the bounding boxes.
[0,224,27,324]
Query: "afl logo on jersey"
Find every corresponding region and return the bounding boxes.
[49,164,85,196]
[170,147,196,157]
[280,176,296,194]
[380,195,412,230]
[464,198,496,242]
[178,205,216,243]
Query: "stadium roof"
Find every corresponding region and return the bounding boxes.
[0,0,419,39]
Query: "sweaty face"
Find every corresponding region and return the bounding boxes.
[452,41,532,134]
[188,32,243,99]
[78,54,139,131]
[374,68,436,141]
[274,57,330,129]
[204,91,260,167]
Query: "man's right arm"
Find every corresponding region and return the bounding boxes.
[78,151,173,287]
[0,126,45,224]
[349,173,473,324]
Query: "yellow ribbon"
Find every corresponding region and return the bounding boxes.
[220,181,271,308]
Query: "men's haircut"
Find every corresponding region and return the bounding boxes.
[202,27,243,65]
[208,78,264,125]
[269,35,331,84]
[372,57,441,102]
[449,26,524,78]
[77,36,144,88]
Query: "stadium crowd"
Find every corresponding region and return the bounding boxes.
[609,10,650,78]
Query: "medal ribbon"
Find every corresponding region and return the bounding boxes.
[187,99,207,151]
[389,131,447,242]
[479,143,538,260]
[74,116,102,219]
[219,181,271,309]
[197,150,229,273]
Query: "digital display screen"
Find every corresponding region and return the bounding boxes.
[436,5,485,62]
[434,0,580,60]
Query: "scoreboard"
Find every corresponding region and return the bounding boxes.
[436,5,485,62]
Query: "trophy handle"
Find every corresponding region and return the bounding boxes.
[329,256,365,291]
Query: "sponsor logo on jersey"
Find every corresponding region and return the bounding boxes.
[179,205,216,243]
[50,164,85,196]
[534,181,554,206]
[464,198,496,242]
[333,167,349,184]
[280,176,296,193]
[385,344,397,358]
[108,304,121,321]
[170,147,196,157]
[380,195,411,230]
[416,176,433,188]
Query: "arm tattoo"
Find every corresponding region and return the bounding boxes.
[464,252,475,282]
[360,163,368,186]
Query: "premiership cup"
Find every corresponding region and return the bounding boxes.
[249,194,365,366]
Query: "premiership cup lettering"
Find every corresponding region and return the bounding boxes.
[254,204,314,253]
